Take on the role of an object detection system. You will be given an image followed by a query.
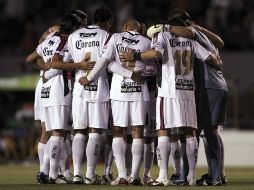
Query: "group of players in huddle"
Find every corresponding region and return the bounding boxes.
[26,6,228,186]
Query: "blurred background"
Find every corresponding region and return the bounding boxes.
[0,0,253,164]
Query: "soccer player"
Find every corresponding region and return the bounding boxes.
[27,14,81,184]
[120,20,222,186]
[79,19,151,186]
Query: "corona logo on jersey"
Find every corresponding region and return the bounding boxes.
[75,40,100,50]
[42,47,54,56]
[169,38,192,47]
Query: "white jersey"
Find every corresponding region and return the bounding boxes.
[67,25,110,102]
[102,31,150,101]
[151,32,210,100]
[36,32,71,107]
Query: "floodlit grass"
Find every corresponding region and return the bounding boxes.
[0,164,253,190]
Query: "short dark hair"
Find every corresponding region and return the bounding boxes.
[71,9,88,20]
[60,14,80,35]
[93,7,113,24]
[168,9,191,26]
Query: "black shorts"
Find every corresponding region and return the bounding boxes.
[195,89,229,128]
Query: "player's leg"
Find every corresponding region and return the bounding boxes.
[143,136,154,185]
[72,96,88,184]
[169,134,181,181]
[125,128,133,178]
[84,101,109,184]
[110,100,128,185]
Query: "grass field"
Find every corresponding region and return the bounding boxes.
[0,164,254,190]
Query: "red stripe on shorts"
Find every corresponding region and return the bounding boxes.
[160,97,165,130]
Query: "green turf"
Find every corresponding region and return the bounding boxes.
[0,164,253,190]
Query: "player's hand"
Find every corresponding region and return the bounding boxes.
[131,71,145,83]
[119,49,135,62]
[147,24,163,38]
[79,60,96,70]
[44,61,52,70]
[79,76,91,86]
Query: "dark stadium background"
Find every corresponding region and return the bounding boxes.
[0,0,253,162]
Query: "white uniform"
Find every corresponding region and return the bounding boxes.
[67,25,110,129]
[36,33,72,131]
[102,31,150,127]
[151,32,210,130]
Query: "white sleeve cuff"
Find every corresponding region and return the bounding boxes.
[107,62,133,78]
[44,69,61,79]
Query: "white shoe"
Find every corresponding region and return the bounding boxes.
[187,176,196,186]
[73,175,84,184]
[110,177,128,186]
[143,175,153,185]
[152,178,170,186]
[85,175,105,185]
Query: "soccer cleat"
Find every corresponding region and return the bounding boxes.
[48,176,68,184]
[73,175,84,184]
[37,172,49,184]
[187,176,196,186]
[85,175,106,185]
[58,174,73,184]
[196,173,209,185]
[169,174,180,185]
[110,177,128,186]
[129,177,143,186]
[152,178,170,186]
[102,173,114,184]
[143,175,154,186]
[206,177,222,186]
[221,175,227,185]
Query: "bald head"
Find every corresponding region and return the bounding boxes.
[122,19,141,32]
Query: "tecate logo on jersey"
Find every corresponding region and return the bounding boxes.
[75,40,100,50]
[169,39,192,47]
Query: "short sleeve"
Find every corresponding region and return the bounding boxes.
[151,32,166,55]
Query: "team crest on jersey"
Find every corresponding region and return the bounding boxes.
[84,79,98,91]
[122,37,139,45]
[121,80,142,93]
[79,33,97,38]
[41,86,51,98]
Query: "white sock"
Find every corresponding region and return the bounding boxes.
[157,136,170,180]
[72,133,86,177]
[38,142,46,171]
[170,141,181,175]
[112,137,126,179]
[156,146,161,167]
[86,133,101,179]
[49,136,64,179]
[60,140,71,178]
[104,143,113,176]
[41,139,51,175]
[125,143,132,175]
[186,137,198,180]
[131,139,144,179]
[143,142,154,177]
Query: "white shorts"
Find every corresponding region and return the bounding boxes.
[72,98,109,130]
[144,96,156,137]
[156,97,197,130]
[111,100,146,127]
[34,78,44,121]
[44,105,71,131]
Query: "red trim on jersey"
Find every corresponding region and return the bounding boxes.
[56,35,67,52]
[104,34,112,46]
[160,97,165,130]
